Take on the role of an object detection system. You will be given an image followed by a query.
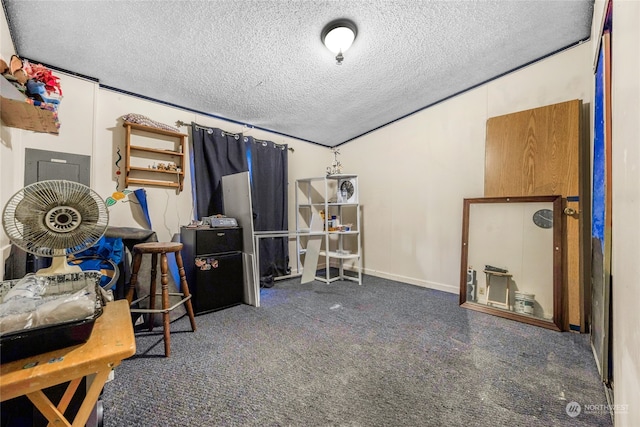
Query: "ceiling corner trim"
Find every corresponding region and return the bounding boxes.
[99,84,323,147]
[22,58,101,83]
[336,38,591,148]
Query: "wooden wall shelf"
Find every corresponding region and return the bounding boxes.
[129,145,181,156]
[123,121,187,191]
[128,165,184,175]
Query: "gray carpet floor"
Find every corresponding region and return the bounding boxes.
[101,275,612,426]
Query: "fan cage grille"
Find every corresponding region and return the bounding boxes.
[2,180,109,257]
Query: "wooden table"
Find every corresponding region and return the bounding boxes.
[1,300,136,427]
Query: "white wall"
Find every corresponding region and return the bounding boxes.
[339,42,592,294]
[92,90,194,241]
[608,0,640,424]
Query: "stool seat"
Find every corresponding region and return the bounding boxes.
[126,241,196,357]
[133,241,183,254]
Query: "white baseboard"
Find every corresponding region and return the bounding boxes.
[292,261,459,295]
[362,268,459,294]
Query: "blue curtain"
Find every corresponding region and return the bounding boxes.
[132,189,152,229]
[189,125,290,287]
[245,136,290,286]
[190,125,248,219]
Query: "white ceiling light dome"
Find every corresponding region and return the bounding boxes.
[321,19,357,65]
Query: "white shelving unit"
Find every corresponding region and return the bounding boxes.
[295,174,362,285]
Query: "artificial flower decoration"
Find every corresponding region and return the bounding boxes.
[23,61,63,97]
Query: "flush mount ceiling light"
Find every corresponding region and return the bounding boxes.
[321,19,357,65]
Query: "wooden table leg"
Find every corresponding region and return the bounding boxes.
[46,378,82,427]
[72,368,112,427]
[27,368,113,427]
[28,390,71,427]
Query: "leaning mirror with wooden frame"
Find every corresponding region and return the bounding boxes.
[459,196,563,331]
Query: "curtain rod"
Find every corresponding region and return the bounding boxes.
[176,120,294,152]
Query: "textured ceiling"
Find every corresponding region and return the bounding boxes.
[2,1,593,147]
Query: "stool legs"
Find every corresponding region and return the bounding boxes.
[175,251,197,332]
[157,252,170,356]
[125,252,143,304]
[148,253,158,332]
[125,243,196,358]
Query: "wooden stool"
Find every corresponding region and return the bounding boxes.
[125,242,196,357]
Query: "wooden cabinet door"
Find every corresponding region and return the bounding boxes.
[484,99,588,331]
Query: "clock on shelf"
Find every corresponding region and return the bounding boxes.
[532,208,553,229]
[337,178,357,203]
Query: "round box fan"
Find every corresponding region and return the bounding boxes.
[2,180,109,275]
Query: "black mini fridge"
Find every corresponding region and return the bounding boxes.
[180,226,244,314]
